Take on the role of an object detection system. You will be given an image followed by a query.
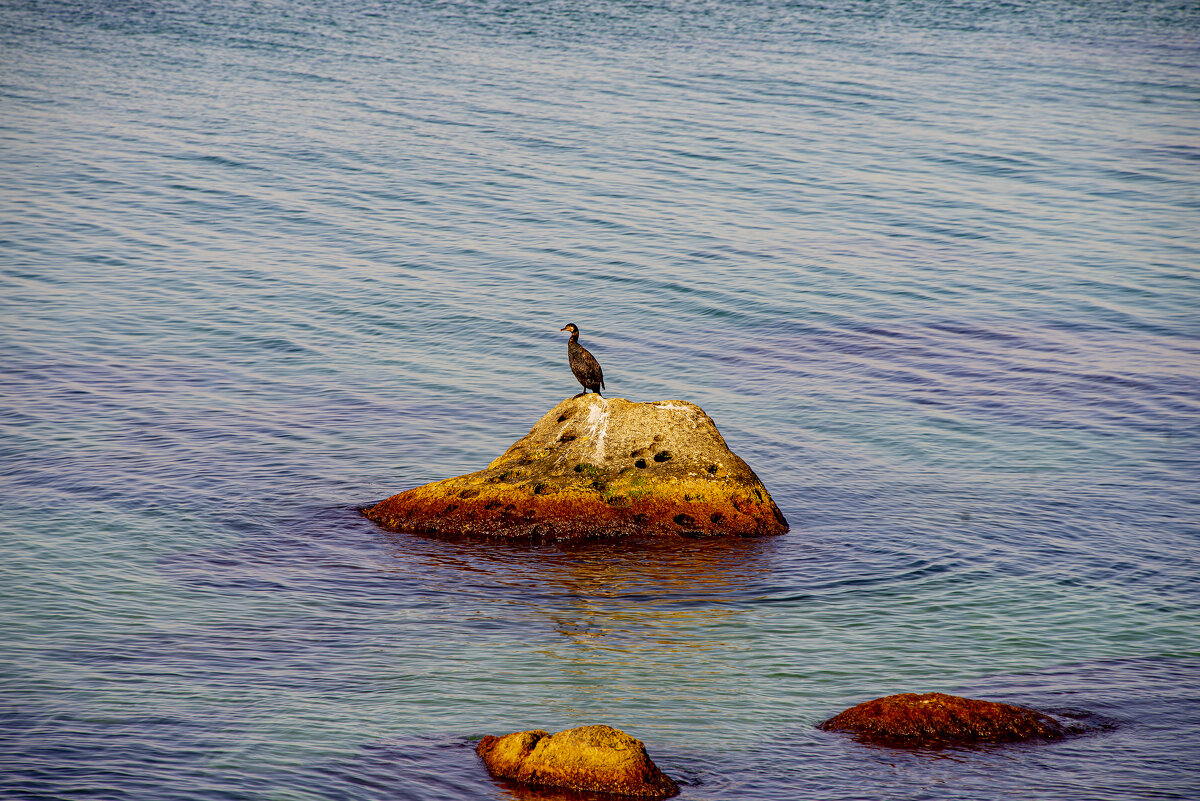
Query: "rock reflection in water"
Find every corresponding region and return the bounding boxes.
[382,532,778,726]
[493,778,671,801]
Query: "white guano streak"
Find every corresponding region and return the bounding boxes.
[652,401,698,428]
[585,397,610,461]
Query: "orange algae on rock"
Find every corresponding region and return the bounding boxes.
[476,725,679,799]
[362,395,787,541]
[818,692,1069,746]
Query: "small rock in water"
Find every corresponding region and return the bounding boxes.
[476,724,680,799]
[818,692,1070,746]
[363,395,787,541]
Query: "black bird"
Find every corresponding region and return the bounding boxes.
[559,323,605,398]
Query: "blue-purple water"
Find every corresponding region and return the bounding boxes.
[2,1,1199,799]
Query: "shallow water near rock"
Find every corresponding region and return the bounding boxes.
[2,1,1199,799]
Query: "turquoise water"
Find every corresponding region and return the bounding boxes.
[2,1,1199,798]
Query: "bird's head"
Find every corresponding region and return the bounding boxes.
[559,323,578,334]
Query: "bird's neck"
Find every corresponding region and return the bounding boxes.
[568,331,579,345]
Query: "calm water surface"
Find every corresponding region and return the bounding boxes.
[2,1,1199,799]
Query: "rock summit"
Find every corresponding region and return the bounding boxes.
[363,395,787,541]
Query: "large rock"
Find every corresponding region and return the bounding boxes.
[818,692,1069,746]
[476,725,679,799]
[363,395,787,541]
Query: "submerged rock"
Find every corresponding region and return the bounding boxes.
[476,724,679,799]
[818,692,1069,746]
[363,395,787,541]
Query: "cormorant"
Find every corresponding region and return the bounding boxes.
[559,323,605,398]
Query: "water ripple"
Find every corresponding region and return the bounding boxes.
[2,0,1199,799]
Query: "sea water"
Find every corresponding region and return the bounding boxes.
[1,1,1199,798]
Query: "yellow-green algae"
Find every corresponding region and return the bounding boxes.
[477,724,679,799]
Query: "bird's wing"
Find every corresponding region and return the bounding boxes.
[587,351,603,387]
